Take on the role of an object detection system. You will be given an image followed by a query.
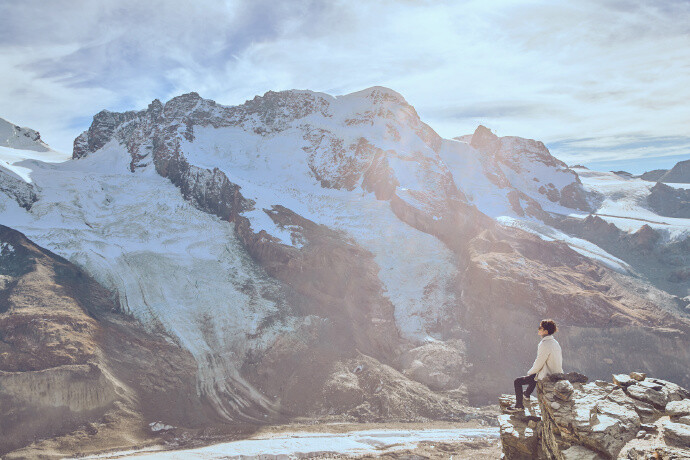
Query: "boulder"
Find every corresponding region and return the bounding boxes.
[662,420,690,446]
[554,380,575,401]
[630,372,647,381]
[613,374,636,388]
[626,382,667,409]
[652,378,689,402]
[498,414,541,460]
[665,399,690,417]
[548,372,589,384]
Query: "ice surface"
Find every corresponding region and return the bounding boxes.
[81,427,499,459]
[0,141,295,419]
[0,145,69,182]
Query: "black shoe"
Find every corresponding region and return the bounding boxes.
[523,391,531,399]
[505,405,524,413]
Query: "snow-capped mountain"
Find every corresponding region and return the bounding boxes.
[1,87,689,456]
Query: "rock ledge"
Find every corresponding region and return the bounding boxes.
[499,372,690,459]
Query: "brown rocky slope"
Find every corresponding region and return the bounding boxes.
[0,225,211,457]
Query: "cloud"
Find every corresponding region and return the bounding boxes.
[0,0,688,173]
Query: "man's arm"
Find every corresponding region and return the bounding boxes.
[527,342,550,375]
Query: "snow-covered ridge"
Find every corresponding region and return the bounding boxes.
[0,117,69,182]
[0,117,50,152]
[574,167,690,240]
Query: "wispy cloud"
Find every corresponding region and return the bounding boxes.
[0,0,688,172]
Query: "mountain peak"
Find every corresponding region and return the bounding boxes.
[470,125,499,152]
[345,86,409,107]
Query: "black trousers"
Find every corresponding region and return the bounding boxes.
[513,373,537,407]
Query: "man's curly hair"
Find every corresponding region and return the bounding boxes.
[540,319,558,335]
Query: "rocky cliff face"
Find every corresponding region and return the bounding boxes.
[0,166,37,209]
[499,372,690,459]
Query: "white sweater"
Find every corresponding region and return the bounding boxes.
[527,335,563,380]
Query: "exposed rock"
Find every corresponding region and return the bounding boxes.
[639,169,668,182]
[554,380,575,401]
[650,378,689,402]
[499,372,690,460]
[647,182,690,218]
[630,226,660,252]
[467,125,592,212]
[665,399,690,417]
[626,381,667,409]
[0,166,38,209]
[627,446,690,459]
[398,340,469,391]
[552,212,690,300]
[548,372,589,384]
[469,125,500,153]
[657,159,690,183]
[662,420,690,446]
[498,413,541,460]
[65,90,690,421]
[614,374,637,388]
[561,445,606,459]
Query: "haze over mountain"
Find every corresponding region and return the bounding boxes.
[0,87,688,457]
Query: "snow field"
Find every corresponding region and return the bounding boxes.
[182,118,459,342]
[576,169,690,240]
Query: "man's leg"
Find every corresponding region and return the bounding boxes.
[524,373,537,397]
[513,375,533,408]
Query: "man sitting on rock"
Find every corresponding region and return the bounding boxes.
[507,319,563,412]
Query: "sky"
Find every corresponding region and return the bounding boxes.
[1,0,689,173]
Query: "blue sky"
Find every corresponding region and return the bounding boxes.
[1,0,688,173]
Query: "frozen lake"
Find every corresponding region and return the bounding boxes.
[81,427,500,459]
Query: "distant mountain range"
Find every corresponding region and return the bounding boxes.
[0,88,688,457]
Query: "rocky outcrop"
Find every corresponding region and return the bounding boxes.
[657,159,690,184]
[0,165,37,209]
[640,169,668,182]
[499,372,690,460]
[647,182,690,218]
